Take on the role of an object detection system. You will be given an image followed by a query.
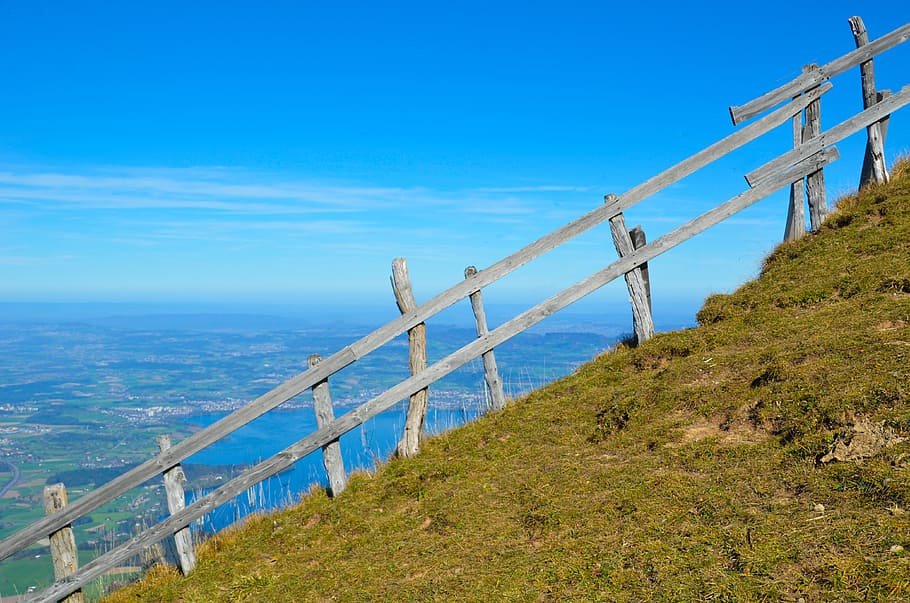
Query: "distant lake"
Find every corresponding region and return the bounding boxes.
[178,401,483,532]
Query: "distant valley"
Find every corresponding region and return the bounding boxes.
[0,304,677,596]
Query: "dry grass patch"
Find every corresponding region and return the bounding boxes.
[669,412,771,448]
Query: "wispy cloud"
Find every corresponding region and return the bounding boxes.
[0,187,357,214]
[0,163,604,287]
[105,218,372,246]
[0,165,596,218]
[0,171,419,213]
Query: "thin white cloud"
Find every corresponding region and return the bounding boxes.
[100,218,374,248]
[0,188,358,214]
[0,169,439,214]
[0,169,420,202]
[0,163,607,273]
[0,165,597,219]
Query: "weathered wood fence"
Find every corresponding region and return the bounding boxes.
[4,16,909,603]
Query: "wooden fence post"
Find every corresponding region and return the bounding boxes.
[783,87,807,242]
[859,89,892,185]
[391,257,429,458]
[782,65,829,238]
[307,354,347,497]
[628,226,652,311]
[156,435,196,575]
[606,195,654,345]
[43,483,83,603]
[464,266,507,411]
[803,71,828,231]
[850,15,890,187]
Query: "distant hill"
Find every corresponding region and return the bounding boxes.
[108,161,910,601]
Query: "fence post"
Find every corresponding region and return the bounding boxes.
[43,483,83,603]
[780,64,827,236]
[628,226,652,311]
[606,195,654,345]
[156,435,196,575]
[803,70,828,231]
[464,266,507,411]
[307,354,347,497]
[783,85,807,242]
[390,257,429,458]
[849,15,890,187]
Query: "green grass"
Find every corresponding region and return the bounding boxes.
[107,163,910,602]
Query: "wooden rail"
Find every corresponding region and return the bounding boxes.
[5,16,908,602]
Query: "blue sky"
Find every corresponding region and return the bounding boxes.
[1,2,908,319]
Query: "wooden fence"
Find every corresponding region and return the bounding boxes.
[3,15,909,603]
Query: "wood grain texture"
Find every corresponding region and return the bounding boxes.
[156,435,196,575]
[43,484,83,603]
[608,206,654,345]
[628,226,651,309]
[465,266,506,411]
[0,87,826,565]
[729,21,910,124]
[307,354,347,497]
[804,96,828,230]
[850,16,890,186]
[391,258,429,458]
[784,98,807,242]
[860,90,892,186]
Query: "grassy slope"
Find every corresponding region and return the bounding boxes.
[109,164,910,602]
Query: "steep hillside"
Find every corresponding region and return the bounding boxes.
[109,163,910,602]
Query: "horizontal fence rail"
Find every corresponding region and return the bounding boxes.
[5,16,909,603]
[32,149,839,603]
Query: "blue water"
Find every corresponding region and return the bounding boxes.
[178,401,483,532]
